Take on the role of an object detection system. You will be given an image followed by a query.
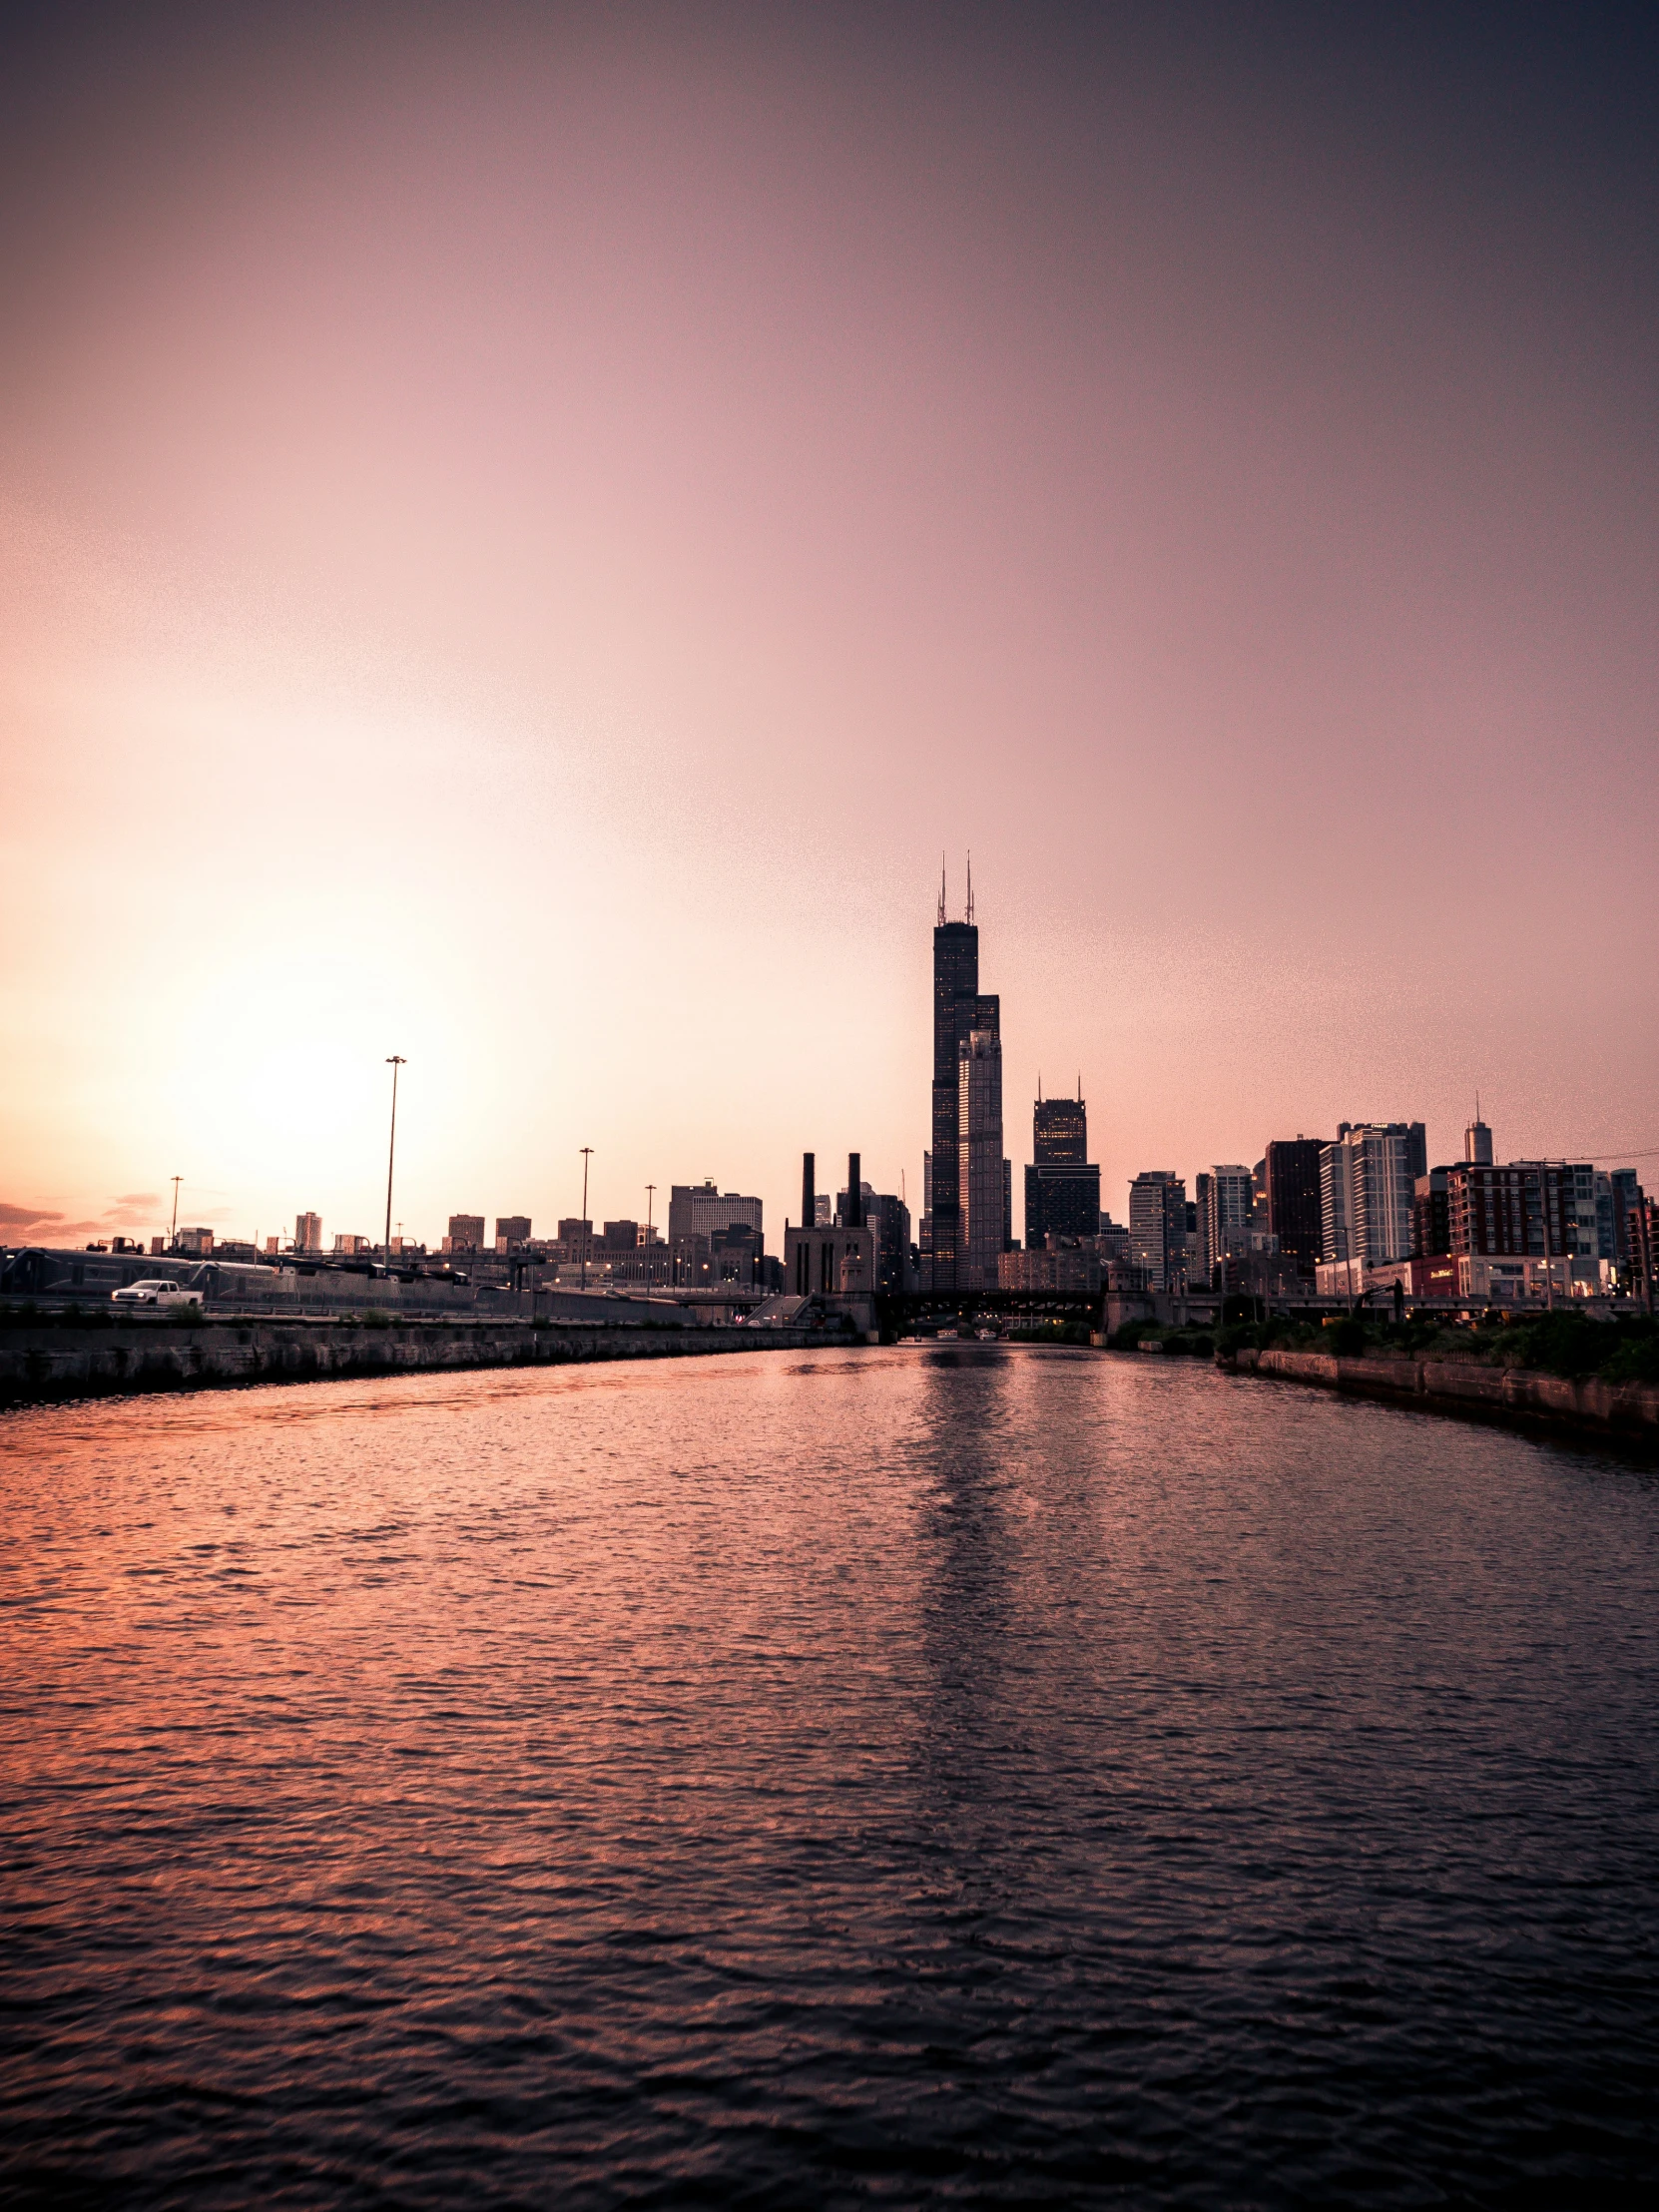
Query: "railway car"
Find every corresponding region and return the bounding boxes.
[0,1246,207,1304]
[4,1244,494,1318]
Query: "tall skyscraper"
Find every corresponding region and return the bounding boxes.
[957,1010,1004,1289]
[1193,1166,1255,1285]
[1129,1172,1187,1291]
[1319,1126,1419,1267]
[1025,1084,1101,1245]
[1265,1139,1325,1278]
[928,863,989,1291]
[1033,1093,1086,1164]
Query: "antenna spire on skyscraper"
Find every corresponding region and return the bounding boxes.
[937,852,946,926]
[966,850,974,922]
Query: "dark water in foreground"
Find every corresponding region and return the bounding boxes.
[3,1347,1658,2208]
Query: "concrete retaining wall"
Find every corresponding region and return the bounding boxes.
[0,1318,833,1407]
[1227,1346,1659,1441]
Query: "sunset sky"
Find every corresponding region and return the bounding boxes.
[3,2,1655,1251]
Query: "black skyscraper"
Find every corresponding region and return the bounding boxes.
[1025,1087,1100,1245]
[1033,1096,1087,1165]
[930,904,978,1291]
[1265,1138,1325,1278]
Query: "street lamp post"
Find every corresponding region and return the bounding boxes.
[645,1183,656,1290]
[169,1176,183,1251]
[579,1147,593,1289]
[383,1057,406,1264]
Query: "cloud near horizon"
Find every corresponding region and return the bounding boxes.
[0,1202,64,1229]
[1,1193,168,1236]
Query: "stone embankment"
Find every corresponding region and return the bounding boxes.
[0,1316,830,1407]
[1222,1345,1659,1443]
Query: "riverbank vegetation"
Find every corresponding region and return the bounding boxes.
[1111,1309,1659,1383]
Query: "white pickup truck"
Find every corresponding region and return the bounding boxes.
[111,1279,203,1309]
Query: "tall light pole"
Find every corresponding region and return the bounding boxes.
[580,1147,594,1289]
[646,1183,656,1289]
[170,1176,183,1251]
[383,1057,405,1264]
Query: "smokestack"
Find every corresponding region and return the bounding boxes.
[845,1153,861,1227]
[802,1153,816,1229]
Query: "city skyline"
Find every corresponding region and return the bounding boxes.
[3,8,1655,1254]
[8,862,1653,1262]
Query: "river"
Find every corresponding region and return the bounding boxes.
[3,1345,1657,2206]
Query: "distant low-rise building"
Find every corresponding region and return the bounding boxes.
[708,1223,781,1292]
[1447,1161,1598,1260]
[494,1215,532,1251]
[669,1181,764,1245]
[1609,1168,1642,1267]
[998,1246,1102,1296]
[834,1180,912,1296]
[868,1193,913,1296]
[175,1226,214,1256]
[1096,1215,1130,1264]
[1448,1164,1529,1255]
[1412,1168,1450,1257]
[333,1233,370,1256]
[1342,1254,1591,1306]
[1625,1194,1656,1310]
[446,1214,486,1252]
[605,1243,678,1290]
[785,1219,875,1307]
[1215,1244,1301,1299]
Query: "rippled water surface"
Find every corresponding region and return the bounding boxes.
[3,1346,1658,2207]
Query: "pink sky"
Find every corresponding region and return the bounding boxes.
[2,5,1655,1250]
